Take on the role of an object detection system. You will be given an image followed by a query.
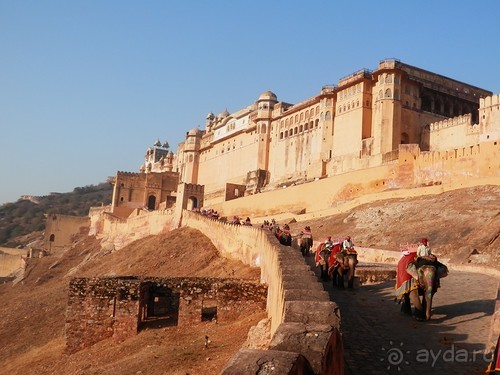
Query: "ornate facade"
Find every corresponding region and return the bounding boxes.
[112,58,498,213]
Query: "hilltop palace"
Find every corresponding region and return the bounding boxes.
[108,58,499,218]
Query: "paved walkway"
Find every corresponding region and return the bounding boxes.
[305,256,498,374]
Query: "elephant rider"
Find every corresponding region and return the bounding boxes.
[342,236,357,254]
[407,238,448,284]
[300,226,313,239]
[324,236,333,250]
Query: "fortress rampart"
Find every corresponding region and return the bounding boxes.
[0,247,26,278]
[98,208,177,251]
[181,210,344,374]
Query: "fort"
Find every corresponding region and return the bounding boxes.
[2,58,499,373]
[106,58,498,220]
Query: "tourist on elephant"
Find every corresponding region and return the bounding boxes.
[324,236,333,250]
[411,238,448,283]
[299,226,313,256]
[414,238,437,268]
[342,236,355,252]
[300,226,312,240]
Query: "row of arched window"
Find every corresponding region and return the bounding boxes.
[279,119,320,140]
[338,100,371,113]
[338,83,362,100]
[280,106,320,127]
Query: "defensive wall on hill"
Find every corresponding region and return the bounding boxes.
[0,247,26,278]
[44,214,90,254]
[181,210,344,374]
[89,207,178,251]
[205,140,499,218]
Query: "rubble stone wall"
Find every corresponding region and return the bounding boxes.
[65,276,267,354]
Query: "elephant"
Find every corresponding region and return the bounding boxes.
[400,265,438,320]
[315,243,331,280]
[396,253,447,321]
[274,226,292,246]
[329,248,358,288]
[298,235,314,257]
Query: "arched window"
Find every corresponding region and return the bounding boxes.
[280,132,283,139]
[385,89,392,98]
[285,130,288,137]
[325,111,331,120]
[294,127,298,135]
[299,125,303,132]
[261,124,266,133]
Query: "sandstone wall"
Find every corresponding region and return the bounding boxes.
[181,211,344,374]
[44,214,90,254]
[99,208,177,251]
[0,248,26,277]
[204,141,499,218]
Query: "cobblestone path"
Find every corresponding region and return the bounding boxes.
[309,258,498,374]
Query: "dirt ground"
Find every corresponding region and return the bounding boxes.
[0,185,498,375]
[0,227,265,375]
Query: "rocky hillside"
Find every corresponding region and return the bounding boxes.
[287,185,500,267]
[0,182,112,246]
[0,227,264,375]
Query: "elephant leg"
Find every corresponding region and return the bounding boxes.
[320,265,327,280]
[337,268,345,288]
[421,266,436,320]
[409,290,425,321]
[347,258,356,288]
[401,293,412,315]
[423,285,433,320]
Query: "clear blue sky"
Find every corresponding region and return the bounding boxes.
[1,1,499,205]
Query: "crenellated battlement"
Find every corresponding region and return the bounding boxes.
[480,94,500,109]
[116,171,142,177]
[429,114,472,132]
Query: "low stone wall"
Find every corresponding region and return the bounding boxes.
[181,211,344,375]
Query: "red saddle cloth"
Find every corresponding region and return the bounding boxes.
[326,243,344,270]
[486,335,500,374]
[394,251,417,298]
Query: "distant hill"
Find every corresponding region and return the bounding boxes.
[0,182,113,246]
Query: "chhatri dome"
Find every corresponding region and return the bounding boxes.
[218,109,230,119]
[258,90,277,101]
